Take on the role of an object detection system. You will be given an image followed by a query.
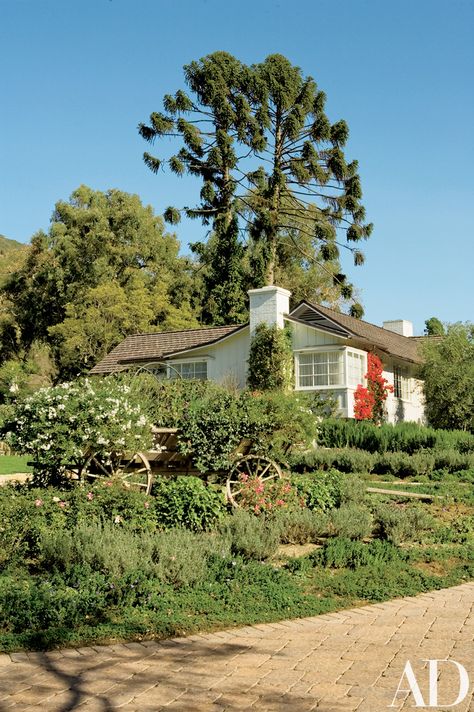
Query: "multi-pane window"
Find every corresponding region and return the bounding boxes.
[348,351,365,387]
[298,351,344,388]
[393,365,410,400]
[171,361,208,380]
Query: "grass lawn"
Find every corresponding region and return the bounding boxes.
[0,456,32,475]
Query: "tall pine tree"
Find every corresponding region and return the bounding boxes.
[140,53,372,320]
[139,52,259,324]
[242,55,372,317]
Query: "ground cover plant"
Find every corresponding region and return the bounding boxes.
[1,462,473,652]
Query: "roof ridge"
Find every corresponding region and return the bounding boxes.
[122,324,246,339]
[304,301,414,341]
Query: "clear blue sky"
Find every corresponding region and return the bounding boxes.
[1,0,473,334]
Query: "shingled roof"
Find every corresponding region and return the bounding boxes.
[290,301,423,364]
[90,324,245,375]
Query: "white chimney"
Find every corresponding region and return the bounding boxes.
[383,319,414,337]
[248,286,291,335]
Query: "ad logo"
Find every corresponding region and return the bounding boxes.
[390,659,470,708]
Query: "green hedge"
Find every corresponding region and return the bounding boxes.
[290,447,474,479]
[316,419,474,454]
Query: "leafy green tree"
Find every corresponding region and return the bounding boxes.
[0,342,56,404]
[420,323,474,432]
[424,317,445,336]
[2,186,197,377]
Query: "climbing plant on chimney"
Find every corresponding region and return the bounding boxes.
[353,353,393,424]
[248,324,293,391]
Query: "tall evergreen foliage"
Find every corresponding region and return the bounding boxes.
[139,52,253,325]
[140,52,372,321]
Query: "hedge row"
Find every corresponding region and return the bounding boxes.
[317,419,474,454]
[291,447,474,479]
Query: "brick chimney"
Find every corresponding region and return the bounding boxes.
[248,286,291,335]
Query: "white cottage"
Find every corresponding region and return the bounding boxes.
[91,286,425,424]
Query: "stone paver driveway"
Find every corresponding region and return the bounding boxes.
[0,582,473,711]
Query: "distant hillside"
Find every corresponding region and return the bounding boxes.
[0,234,29,284]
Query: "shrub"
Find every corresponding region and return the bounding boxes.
[373,503,436,545]
[329,504,373,540]
[152,476,225,531]
[1,377,152,484]
[290,448,375,474]
[330,449,374,474]
[38,521,157,578]
[220,510,281,560]
[153,529,223,588]
[247,323,293,391]
[233,473,298,515]
[317,418,474,454]
[315,537,400,569]
[68,480,157,531]
[127,375,317,473]
[0,485,70,567]
[0,572,110,633]
[276,508,330,544]
[291,469,344,511]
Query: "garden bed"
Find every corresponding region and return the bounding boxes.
[0,470,473,653]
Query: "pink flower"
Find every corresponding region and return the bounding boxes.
[58,501,66,508]
[105,481,113,487]
[144,501,150,509]
[86,492,94,501]
[34,499,43,507]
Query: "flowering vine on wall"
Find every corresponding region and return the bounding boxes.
[353,353,393,424]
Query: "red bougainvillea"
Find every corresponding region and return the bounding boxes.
[353,353,394,423]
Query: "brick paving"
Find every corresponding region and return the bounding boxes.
[0,582,472,711]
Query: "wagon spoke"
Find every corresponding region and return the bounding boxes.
[259,463,271,479]
[90,456,112,477]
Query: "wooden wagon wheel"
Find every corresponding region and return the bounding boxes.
[86,451,153,495]
[226,455,283,508]
[63,453,93,482]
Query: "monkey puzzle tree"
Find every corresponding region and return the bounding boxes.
[140,52,372,320]
[138,52,259,325]
[243,55,372,317]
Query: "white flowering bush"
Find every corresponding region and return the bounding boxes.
[1,377,153,479]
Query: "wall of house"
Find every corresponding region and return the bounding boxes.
[290,323,425,424]
[166,322,425,425]
[383,362,426,424]
[291,322,347,349]
[167,328,251,389]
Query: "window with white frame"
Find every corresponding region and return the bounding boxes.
[297,351,344,388]
[347,350,365,387]
[170,360,208,380]
[393,365,411,400]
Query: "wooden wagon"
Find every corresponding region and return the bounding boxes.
[67,426,284,507]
